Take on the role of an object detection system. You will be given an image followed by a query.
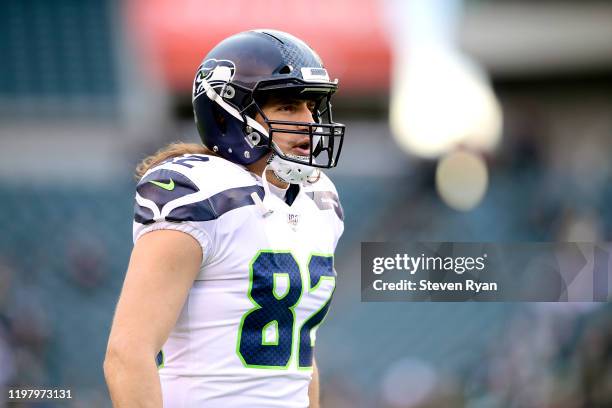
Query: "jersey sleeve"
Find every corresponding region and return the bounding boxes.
[132,160,217,266]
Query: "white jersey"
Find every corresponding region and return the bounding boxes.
[133,154,344,408]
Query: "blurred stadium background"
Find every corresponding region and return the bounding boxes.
[1,0,611,407]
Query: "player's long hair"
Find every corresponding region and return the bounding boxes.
[135,142,321,183]
[135,142,212,180]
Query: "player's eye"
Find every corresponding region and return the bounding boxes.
[277,104,296,112]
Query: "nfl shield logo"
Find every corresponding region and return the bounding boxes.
[287,213,299,227]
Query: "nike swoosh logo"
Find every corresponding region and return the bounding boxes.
[149,179,175,191]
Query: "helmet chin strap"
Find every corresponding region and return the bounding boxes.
[267,152,315,184]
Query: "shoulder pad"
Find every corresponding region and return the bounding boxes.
[303,172,343,221]
[134,154,263,224]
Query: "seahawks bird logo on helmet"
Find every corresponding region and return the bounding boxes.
[193,59,236,98]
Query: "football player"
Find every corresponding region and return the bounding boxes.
[104,30,345,408]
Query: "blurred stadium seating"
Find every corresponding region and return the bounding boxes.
[0,0,611,407]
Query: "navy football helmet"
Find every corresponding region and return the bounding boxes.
[192,30,345,180]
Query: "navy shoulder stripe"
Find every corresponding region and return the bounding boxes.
[167,185,264,222]
[306,191,344,221]
[134,183,265,225]
[134,204,155,225]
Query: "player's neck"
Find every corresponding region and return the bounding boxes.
[246,156,289,189]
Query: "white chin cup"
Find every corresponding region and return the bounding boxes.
[268,154,315,184]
